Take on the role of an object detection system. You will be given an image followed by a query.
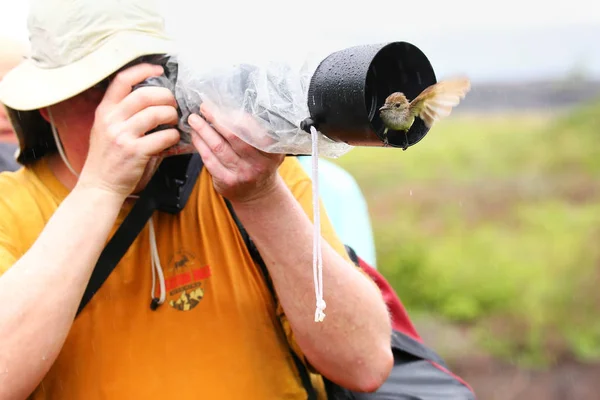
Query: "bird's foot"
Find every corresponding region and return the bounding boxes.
[382,128,390,147]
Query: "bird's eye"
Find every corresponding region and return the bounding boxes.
[395,103,401,108]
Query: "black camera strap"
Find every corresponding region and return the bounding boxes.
[76,154,203,316]
[76,184,158,316]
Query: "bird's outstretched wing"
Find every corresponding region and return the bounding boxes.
[408,77,471,128]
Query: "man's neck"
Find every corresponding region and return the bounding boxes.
[47,153,79,191]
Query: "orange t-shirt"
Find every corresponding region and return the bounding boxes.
[0,156,354,399]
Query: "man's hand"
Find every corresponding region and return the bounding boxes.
[76,63,181,199]
[187,102,285,204]
[188,102,393,391]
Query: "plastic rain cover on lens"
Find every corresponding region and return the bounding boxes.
[153,48,354,158]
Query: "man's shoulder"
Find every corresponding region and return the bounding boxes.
[0,164,47,213]
[277,156,311,187]
[296,156,361,194]
[0,166,48,258]
[0,167,28,195]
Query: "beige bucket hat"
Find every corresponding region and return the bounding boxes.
[0,0,175,164]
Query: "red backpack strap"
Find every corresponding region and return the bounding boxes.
[344,246,476,397]
[344,246,422,342]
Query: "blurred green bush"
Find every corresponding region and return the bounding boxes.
[334,99,600,367]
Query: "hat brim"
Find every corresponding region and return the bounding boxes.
[0,30,175,111]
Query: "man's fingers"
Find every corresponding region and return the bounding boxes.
[199,103,242,146]
[125,105,179,137]
[103,63,165,105]
[188,113,239,167]
[190,128,233,182]
[135,128,181,156]
[118,86,177,120]
[199,103,269,158]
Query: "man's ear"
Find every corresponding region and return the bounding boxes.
[38,107,51,123]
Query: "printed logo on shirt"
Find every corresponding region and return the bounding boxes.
[164,249,212,311]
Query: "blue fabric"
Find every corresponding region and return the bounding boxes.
[0,142,20,173]
[297,156,377,268]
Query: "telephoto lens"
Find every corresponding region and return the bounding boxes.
[305,41,437,150]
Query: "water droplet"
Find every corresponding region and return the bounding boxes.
[42,355,47,361]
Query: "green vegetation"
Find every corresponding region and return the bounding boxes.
[332,100,600,368]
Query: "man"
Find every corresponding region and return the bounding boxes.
[0,36,26,172]
[0,0,393,399]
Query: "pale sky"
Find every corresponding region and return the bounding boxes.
[2,0,600,40]
[1,0,599,81]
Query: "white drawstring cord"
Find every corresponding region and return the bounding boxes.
[48,108,166,309]
[310,126,326,323]
[48,110,79,178]
[148,217,166,307]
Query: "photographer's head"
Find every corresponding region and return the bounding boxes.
[0,0,177,191]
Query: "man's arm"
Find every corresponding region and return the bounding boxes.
[188,102,393,392]
[0,187,125,399]
[230,176,393,392]
[0,63,181,399]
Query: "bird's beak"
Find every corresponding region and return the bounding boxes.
[379,104,389,111]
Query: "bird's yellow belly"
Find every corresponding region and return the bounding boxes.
[388,116,414,131]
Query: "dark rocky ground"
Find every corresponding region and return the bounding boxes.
[414,315,600,400]
[455,78,600,114]
[451,357,600,400]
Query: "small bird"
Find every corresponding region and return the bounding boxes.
[379,77,471,150]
